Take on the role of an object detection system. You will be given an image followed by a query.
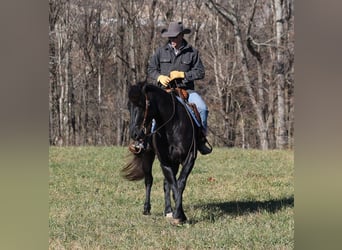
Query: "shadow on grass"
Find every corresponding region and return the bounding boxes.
[189,196,294,223]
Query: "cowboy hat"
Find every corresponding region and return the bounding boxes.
[161,22,191,37]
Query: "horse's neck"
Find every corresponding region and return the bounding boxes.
[151,91,176,124]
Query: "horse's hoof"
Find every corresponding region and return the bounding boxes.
[165,212,173,218]
[143,211,151,215]
[170,218,185,226]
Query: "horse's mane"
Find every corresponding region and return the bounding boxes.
[129,82,174,108]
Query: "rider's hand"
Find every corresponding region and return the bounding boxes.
[157,75,171,87]
[170,71,185,80]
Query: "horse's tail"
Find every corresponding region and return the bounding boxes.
[121,153,145,181]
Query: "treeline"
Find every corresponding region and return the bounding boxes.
[49,0,294,149]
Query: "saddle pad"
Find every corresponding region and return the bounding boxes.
[175,96,201,127]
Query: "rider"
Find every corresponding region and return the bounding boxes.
[147,21,212,155]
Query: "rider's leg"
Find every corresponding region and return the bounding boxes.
[188,92,208,131]
[188,92,212,155]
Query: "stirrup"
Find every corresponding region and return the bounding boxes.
[198,139,212,155]
[129,140,145,154]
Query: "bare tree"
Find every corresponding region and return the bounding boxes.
[49,0,294,149]
[205,0,269,149]
[273,0,287,149]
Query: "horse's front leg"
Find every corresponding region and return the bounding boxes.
[143,173,153,215]
[142,149,155,215]
[172,158,196,224]
[163,163,179,217]
[163,178,172,217]
[161,164,186,223]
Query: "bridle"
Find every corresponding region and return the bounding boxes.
[140,93,150,136]
[140,90,176,138]
[129,85,177,155]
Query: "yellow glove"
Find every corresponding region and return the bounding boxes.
[157,75,171,87]
[170,71,185,80]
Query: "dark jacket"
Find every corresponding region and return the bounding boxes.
[147,39,205,90]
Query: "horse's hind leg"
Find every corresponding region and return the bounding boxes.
[142,150,155,215]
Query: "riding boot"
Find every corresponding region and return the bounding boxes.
[198,130,212,155]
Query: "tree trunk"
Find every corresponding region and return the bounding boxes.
[274,0,287,149]
[128,0,137,83]
[57,23,64,145]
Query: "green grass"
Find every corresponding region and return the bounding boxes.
[49,147,294,249]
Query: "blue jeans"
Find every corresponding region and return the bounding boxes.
[151,91,208,133]
[188,91,208,133]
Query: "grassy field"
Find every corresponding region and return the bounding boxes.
[49,146,294,249]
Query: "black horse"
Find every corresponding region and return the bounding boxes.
[122,81,201,224]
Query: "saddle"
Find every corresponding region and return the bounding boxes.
[166,88,202,126]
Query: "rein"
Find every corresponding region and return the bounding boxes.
[142,90,176,137]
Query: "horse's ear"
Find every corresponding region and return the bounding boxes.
[128,84,143,105]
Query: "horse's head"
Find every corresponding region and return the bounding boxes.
[128,82,175,140]
[127,82,151,141]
